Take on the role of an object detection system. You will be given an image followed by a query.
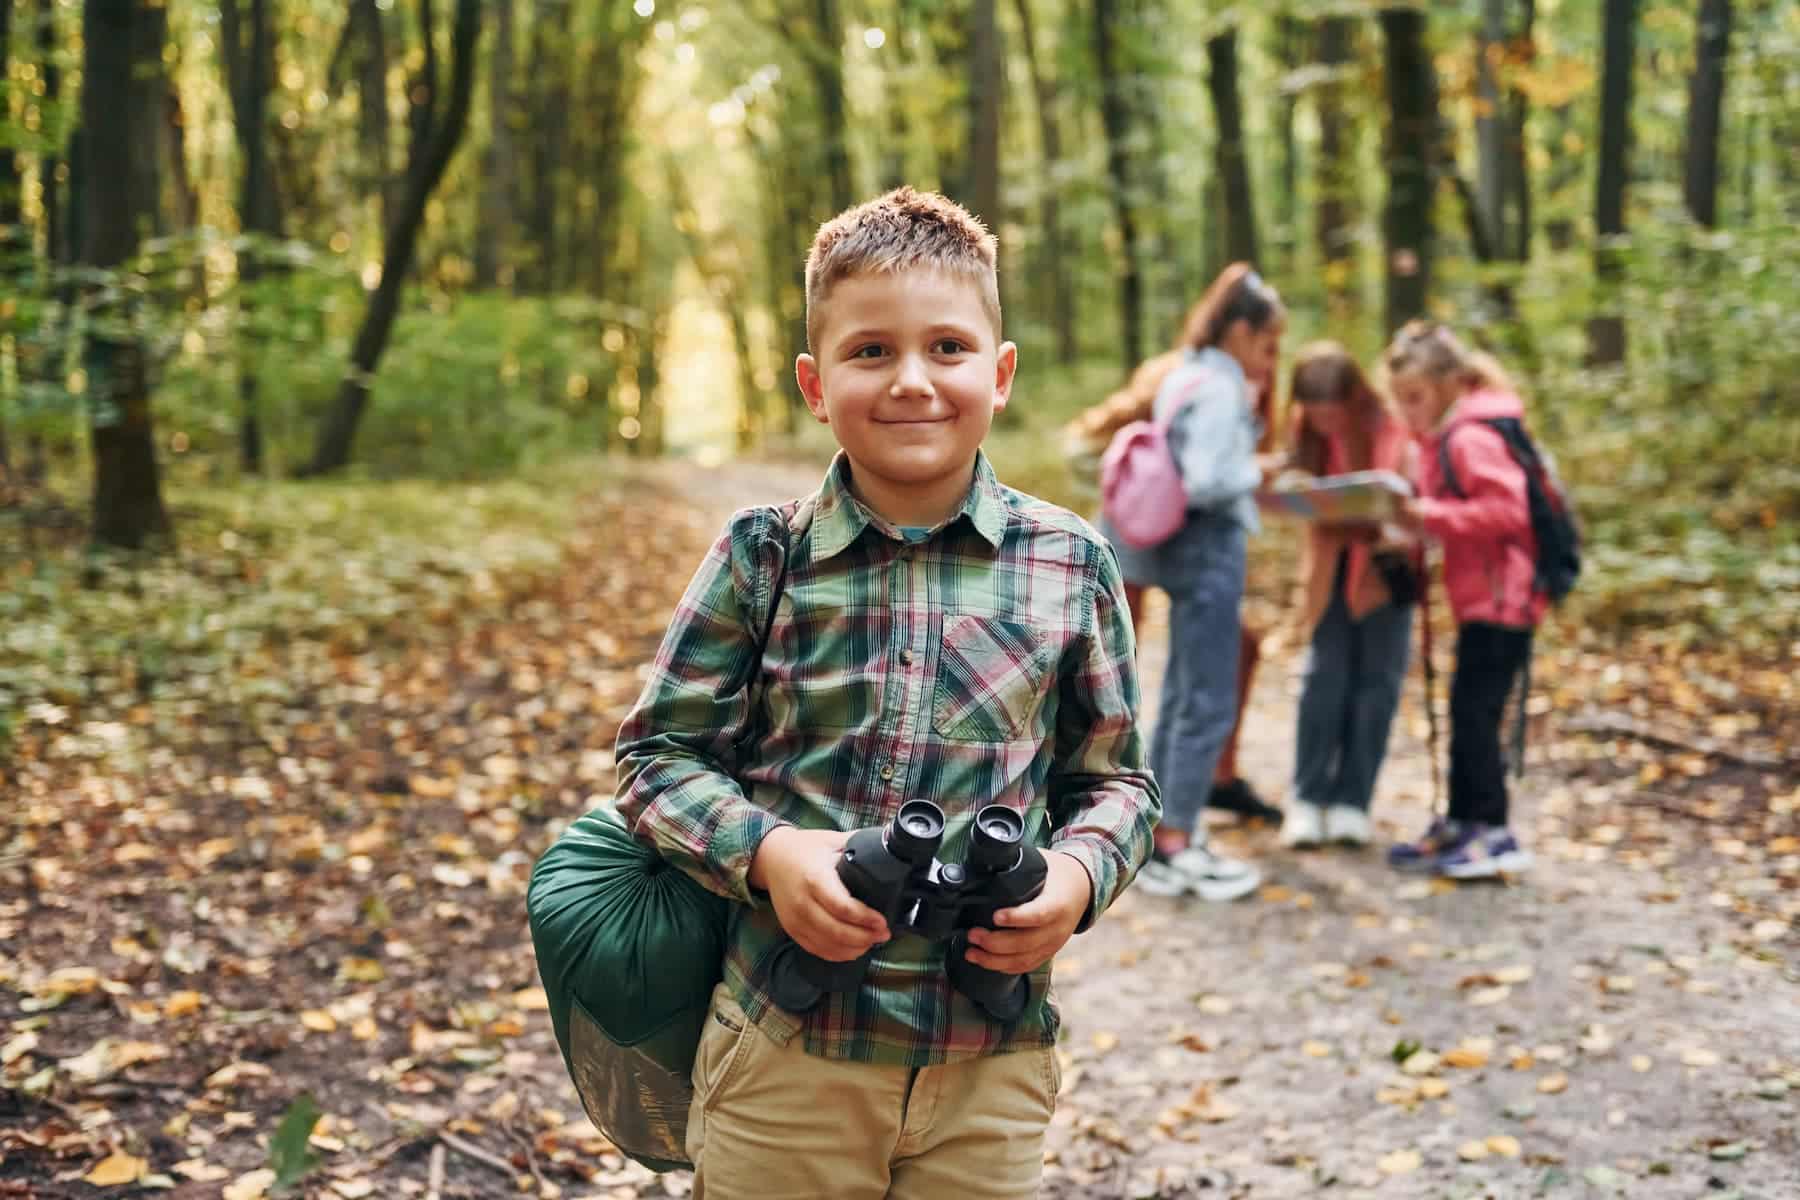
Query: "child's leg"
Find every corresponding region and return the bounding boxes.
[1292,589,1355,809]
[1151,529,1246,845]
[687,987,905,1199]
[1446,623,1530,826]
[886,1047,1060,1200]
[1210,621,1261,784]
[1337,602,1414,811]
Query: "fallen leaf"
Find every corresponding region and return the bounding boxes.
[1197,995,1233,1016]
[1092,1031,1119,1054]
[1301,1040,1332,1058]
[1485,1134,1522,1157]
[164,991,206,1018]
[1442,1046,1490,1069]
[1400,1050,1440,1077]
[1681,1047,1720,1068]
[223,1167,277,1200]
[1457,1140,1490,1161]
[1417,1078,1451,1099]
[512,987,549,1010]
[1708,1141,1749,1161]
[84,1151,148,1186]
[1467,985,1511,1007]
[1495,964,1534,984]
[1630,1055,1653,1072]
[1538,1072,1569,1094]
[172,1159,230,1182]
[300,1010,338,1033]
[1602,975,1635,994]
[1,1032,38,1065]
[1377,1148,1422,1175]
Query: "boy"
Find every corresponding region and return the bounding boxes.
[614,187,1158,1199]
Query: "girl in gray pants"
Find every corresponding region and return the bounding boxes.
[1112,266,1286,901]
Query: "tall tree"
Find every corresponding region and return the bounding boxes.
[221,0,280,474]
[1093,0,1143,368]
[305,0,483,476]
[1011,0,1074,363]
[1378,8,1438,333]
[1273,14,1305,267]
[1503,0,1535,261]
[802,0,852,214]
[1314,15,1359,305]
[37,0,62,267]
[1474,0,1507,252]
[522,0,568,292]
[0,0,18,231]
[1207,24,1259,267]
[1682,0,1732,227]
[474,0,514,288]
[82,0,172,549]
[966,0,1000,231]
[1588,0,1635,365]
[328,0,394,236]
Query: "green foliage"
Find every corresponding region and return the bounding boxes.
[269,1093,324,1192]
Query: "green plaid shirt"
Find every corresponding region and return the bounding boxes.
[614,452,1158,1066]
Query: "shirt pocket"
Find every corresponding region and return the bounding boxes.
[932,614,1054,743]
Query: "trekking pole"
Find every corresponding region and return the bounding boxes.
[1419,551,1443,819]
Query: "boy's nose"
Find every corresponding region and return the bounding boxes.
[890,354,935,398]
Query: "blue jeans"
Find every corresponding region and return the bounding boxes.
[1292,569,1412,813]
[1146,514,1248,836]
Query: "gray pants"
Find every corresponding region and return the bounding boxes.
[1145,515,1248,836]
[1292,569,1412,812]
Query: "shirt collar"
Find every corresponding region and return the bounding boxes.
[809,451,1009,562]
[1190,344,1248,389]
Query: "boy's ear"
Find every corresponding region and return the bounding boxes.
[991,341,1019,415]
[795,354,830,424]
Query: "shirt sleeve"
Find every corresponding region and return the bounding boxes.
[1045,542,1161,931]
[612,510,790,906]
[1420,427,1533,543]
[1168,370,1264,509]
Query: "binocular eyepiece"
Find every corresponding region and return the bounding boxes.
[766,800,1047,1023]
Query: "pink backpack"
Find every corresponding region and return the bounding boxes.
[1099,383,1199,549]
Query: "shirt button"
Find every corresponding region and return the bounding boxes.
[879,764,895,781]
[901,649,915,666]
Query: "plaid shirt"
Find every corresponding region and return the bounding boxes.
[614,452,1158,1066]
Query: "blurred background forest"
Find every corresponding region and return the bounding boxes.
[0,0,1796,753]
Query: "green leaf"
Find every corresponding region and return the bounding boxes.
[269,1093,323,1192]
[1390,1038,1422,1064]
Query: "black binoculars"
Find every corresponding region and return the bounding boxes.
[766,800,1047,1023]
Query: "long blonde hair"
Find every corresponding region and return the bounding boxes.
[1381,320,1513,395]
[1064,263,1284,449]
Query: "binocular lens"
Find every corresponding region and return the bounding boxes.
[967,805,1024,871]
[889,800,946,863]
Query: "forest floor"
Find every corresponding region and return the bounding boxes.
[1,459,1795,1200]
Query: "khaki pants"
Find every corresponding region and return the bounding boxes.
[686,985,1059,1199]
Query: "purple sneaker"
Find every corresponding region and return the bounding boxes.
[1387,819,1460,873]
[1436,825,1533,879]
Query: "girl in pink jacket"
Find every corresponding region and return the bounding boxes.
[1386,323,1541,879]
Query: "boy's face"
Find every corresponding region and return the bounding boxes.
[796,269,1016,518]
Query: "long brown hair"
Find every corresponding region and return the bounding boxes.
[1064,263,1284,449]
[1287,342,1391,476]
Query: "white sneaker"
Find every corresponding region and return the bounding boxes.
[1324,806,1372,847]
[1136,844,1261,902]
[1279,800,1326,848]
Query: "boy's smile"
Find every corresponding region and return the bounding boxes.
[797,268,1017,528]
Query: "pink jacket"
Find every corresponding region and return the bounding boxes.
[1415,389,1548,630]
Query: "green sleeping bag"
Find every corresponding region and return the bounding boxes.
[527,804,731,1172]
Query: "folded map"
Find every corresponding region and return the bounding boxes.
[1253,470,1413,522]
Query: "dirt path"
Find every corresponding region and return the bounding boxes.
[3,460,1792,1200]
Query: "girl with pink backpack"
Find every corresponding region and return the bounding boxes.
[1094,265,1286,900]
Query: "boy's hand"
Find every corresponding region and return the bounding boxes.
[964,852,1092,976]
[750,827,890,962]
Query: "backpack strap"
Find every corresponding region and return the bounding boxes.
[1436,425,1468,499]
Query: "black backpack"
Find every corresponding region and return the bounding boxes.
[1438,417,1581,604]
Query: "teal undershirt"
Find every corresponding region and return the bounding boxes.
[898,526,933,543]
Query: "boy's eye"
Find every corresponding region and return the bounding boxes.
[851,344,887,359]
[932,338,969,355]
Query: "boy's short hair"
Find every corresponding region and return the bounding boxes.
[804,187,1001,352]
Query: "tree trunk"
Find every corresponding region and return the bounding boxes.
[222,0,279,475]
[305,0,483,477]
[1588,0,1635,365]
[1274,14,1303,271]
[1475,0,1507,253]
[1011,0,1074,363]
[0,0,18,229]
[524,0,567,292]
[966,0,1001,231]
[1093,0,1142,369]
[37,0,61,266]
[807,0,853,214]
[1379,8,1438,334]
[474,0,514,288]
[1315,15,1358,303]
[1207,26,1259,267]
[1682,0,1731,227]
[82,0,172,549]
[1505,0,1535,261]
